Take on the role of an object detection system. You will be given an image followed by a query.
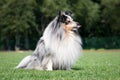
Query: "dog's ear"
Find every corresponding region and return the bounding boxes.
[58,11,68,23]
[58,10,64,17]
[58,11,65,22]
[65,11,72,16]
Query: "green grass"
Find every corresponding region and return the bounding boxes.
[0,50,120,80]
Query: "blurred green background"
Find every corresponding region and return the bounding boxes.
[0,0,120,50]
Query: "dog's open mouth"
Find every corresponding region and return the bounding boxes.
[72,25,81,31]
[72,27,78,31]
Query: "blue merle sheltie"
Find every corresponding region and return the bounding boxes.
[15,11,82,70]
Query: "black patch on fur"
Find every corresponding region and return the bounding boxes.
[52,19,61,33]
[32,39,45,61]
[57,32,62,40]
[57,11,67,23]
[58,15,67,23]
[39,39,44,44]
[65,11,72,16]
[51,16,63,40]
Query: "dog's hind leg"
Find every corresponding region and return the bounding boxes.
[25,56,42,70]
[15,55,32,69]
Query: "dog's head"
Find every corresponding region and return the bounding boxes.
[57,11,81,33]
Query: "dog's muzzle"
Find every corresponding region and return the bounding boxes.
[72,22,81,31]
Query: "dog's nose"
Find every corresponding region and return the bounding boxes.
[76,22,81,28]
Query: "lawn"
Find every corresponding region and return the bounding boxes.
[0,50,120,80]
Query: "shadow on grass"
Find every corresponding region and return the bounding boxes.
[72,67,84,70]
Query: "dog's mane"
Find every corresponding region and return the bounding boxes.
[50,16,66,40]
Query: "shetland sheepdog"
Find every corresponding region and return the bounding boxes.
[15,11,82,70]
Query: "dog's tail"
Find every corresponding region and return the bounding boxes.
[15,55,31,69]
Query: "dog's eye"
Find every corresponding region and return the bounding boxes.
[65,21,71,24]
[68,21,70,23]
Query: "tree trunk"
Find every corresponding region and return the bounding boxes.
[25,30,29,50]
[6,33,11,50]
[15,28,20,51]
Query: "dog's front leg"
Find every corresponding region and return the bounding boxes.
[46,58,53,71]
[41,55,53,71]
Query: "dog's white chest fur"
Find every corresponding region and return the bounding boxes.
[53,38,82,69]
[43,26,82,69]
